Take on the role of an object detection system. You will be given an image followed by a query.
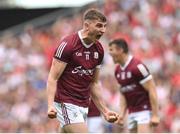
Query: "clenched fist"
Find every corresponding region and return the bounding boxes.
[47,106,57,119]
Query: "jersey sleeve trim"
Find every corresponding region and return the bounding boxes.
[55,42,67,58]
[139,75,152,84]
[53,57,68,64]
[137,64,149,77]
[96,65,101,68]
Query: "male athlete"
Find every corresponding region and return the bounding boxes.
[47,9,118,133]
[108,39,160,133]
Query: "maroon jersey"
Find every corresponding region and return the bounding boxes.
[115,55,152,113]
[88,100,101,117]
[53,31,104,107]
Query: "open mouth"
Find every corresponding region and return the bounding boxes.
[96,34,102,39]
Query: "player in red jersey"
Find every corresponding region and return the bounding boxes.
[108,39,160,133]
[46,9,118,133]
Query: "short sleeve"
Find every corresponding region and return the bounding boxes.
[96,42,104,67]
[133,63,152,84]
[96,53,104,68]
[53,40,72,63]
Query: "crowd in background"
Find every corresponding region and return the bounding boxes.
[0,0,179,132]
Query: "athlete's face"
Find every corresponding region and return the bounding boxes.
[87,19,107,41]
[109,44,122,63]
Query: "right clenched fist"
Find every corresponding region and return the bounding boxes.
[108,115,118,123]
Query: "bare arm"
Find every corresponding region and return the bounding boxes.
[90,68,118,122]
[142,79,158,116]
[115,91,127,125]
[119,92,127,117]
[142,78,160,126]
[47,58,67,118]
[90,68,108,115]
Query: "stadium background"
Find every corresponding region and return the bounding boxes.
[0,0,179,132]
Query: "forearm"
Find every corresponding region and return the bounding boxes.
[46,59,67,108]
[91,83,108,115]
[47,78,57,107]
[149,89,159,116]
[142,79,159,116]
[92,94,108,115]
[119,94,127,117]
[119,103,127,117]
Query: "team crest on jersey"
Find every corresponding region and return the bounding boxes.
[117,74,120,78]
[127,72,132,78]
[117,72,132,80]
[94,52,99,59]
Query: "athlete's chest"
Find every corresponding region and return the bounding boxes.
[71,46,102,68]
[116,69,139,93]
[116,69,135,85]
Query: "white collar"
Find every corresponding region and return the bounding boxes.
[78,30,93,48]
[120,55,133,70]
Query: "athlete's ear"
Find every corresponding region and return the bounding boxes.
[84,20,90,30]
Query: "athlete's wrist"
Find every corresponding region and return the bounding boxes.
[152,114,158,117]
[48,101,54,108]
[101,107,108,116]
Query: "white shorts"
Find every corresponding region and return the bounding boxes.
[54,102,88,127]
[128,110,151,130]
[87,116,104,133]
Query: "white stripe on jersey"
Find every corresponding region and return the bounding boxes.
[137,64,149,77]
[96,65,101,68]
[56,42,65,57]
[55,42,65,57]
[140,75,152,84]
[55,42,67,58]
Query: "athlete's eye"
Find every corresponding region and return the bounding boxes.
[96,23,103,28]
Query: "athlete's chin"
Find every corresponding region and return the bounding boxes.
[96,35,102,40]
[113,59,118,63]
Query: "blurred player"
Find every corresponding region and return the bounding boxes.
[108,39,160,133]
[87,99,104,133]
[46,9,118,133]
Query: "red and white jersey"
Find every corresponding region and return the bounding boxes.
[115,55,152,113]
[53,31,104,107]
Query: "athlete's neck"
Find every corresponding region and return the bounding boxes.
[80,30,94,45]
[119,54,129,66]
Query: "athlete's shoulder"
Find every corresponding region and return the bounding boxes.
[95,40,104,53]
[132,57,148,69]
[95,40,103,47]
[63,32,79,42]
[131,57,142,65]
[54,33,79,62]
[131,57,151,78]
[128,57,144,70]
[58,32,80,50]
